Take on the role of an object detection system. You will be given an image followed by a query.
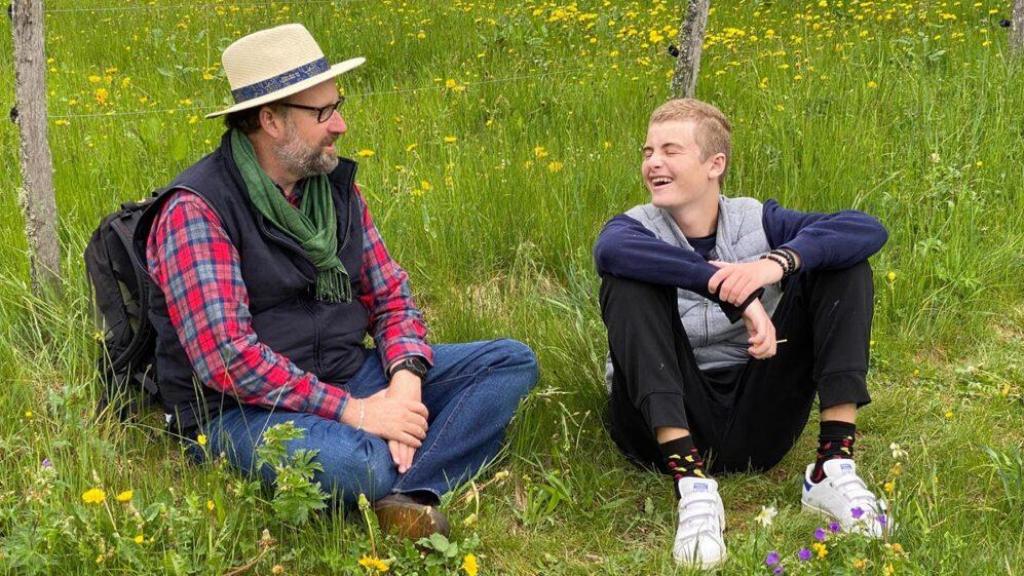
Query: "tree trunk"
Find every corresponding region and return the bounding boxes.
[12,0,62,295]
[671,0,710,99]
[1013,0,1024,57]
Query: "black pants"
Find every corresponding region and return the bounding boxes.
[600,262,874,475]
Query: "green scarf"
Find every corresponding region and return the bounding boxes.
[230,129,351,303]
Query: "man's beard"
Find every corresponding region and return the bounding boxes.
[273,120,339,178]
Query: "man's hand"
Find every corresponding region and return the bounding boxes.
[341,385,428,464]
[741,298,777,360]
[385,370,425,474]
[707,259,784,306]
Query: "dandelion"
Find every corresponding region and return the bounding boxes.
[94,88,109,105]
[853,558,867,570]
[82,488,106,504]
[134,533,145,544]
[534,146,549,159]
[886,271,896,282]
[88,74,102,83]
[197,434,207,446]
[206,499,215,511]
[944,409,954,419]
[115,490,133,503]
[883,480,895,495]
[420,180,433,192]
[755,505,778,527]
[867,81,879,89]
[356,149,375,158]
[358,555,390,572]
[797,547,812,562]
[24,410,33,419]
[811,542,828,559]
[884,563,895,576]
[443,136,458,144]
[461,553,478,576]
[890,542,905,555]
[765,551,781,566]
[405,143,418,152]
[547,161,564,173]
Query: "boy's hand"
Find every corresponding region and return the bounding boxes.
[741,298,777,359]
[707,259,784,306]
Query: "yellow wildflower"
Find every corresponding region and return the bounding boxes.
[271,565,285,575]
[82,488,106,504]
[420,180,433,192]
[884,480,895,495]
[887,271,896,282]
[55,119,70,127]
[867,81,879,89]
[197,434,207,446]
[357,149,375,158]
[461,553,479,576]
[547,161,564,173]
[852,558,867,570]
[405,143,418,152]
[115,490,133,503]
[811,542,828,559]
[88,74,102,83]
[94,88,109,105]
[358,555,390,572]
[133,533,144,544]
[443,136,458,144]
[534,146,549,159]
[24,410,33,419]
[884,563,895,576]
[206,499,215,511]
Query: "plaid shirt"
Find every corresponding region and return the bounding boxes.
[146,184,432,423]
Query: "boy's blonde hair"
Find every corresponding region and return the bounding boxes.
[650,98,732,186]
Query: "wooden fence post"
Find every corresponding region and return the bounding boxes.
[11,0,62,295]
[670,0,710,99]
[1012,0,1024,57]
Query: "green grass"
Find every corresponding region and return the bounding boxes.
[2,0,1024,573]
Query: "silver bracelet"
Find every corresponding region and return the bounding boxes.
[356,398,366,431]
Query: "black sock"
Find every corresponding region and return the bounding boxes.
[811,421,856,483]
[659,435,706,498]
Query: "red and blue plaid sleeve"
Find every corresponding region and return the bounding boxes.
[353,186,433,370]
[146,190,349,422]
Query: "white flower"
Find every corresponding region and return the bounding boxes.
[754,505,778,527]
[889,443,908,460]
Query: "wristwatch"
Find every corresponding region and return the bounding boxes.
[388,356,429,380]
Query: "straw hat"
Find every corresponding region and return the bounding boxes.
[206,23,364,119]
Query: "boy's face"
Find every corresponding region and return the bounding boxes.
[641,120,723,211]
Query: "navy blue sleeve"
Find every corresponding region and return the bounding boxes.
[594,215,717,298]
[761,199,888,270]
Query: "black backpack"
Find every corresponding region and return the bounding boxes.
[84,188,173,418]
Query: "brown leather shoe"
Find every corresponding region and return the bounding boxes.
[372,494,450,540]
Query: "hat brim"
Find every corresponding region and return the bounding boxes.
[205,57,365,119]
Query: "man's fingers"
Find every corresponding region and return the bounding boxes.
[708,260,727,268]
[407,401,429,419]
[399,433,423,448]
[708,269,728,293]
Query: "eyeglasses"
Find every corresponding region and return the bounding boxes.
[278,96,345,123]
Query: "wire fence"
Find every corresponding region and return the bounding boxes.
[46,65,603,120]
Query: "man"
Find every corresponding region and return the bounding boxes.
[593,98,890,568]
[141,23,538,538]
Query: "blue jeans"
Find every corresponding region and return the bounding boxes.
[196,339,538,506]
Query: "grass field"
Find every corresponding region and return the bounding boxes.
[2,0,1024,573]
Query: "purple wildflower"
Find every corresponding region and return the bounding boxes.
[765,551,781,566]
[41,458,52,469]
[797,547,812,562]
[773,566,785,575]
[829,521,841,534]
[813,527,827,541]
[877,514,888,528]
[850,506,864,519]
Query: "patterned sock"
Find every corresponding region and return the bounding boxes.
[811,420,857,483]
[659,435,706,498]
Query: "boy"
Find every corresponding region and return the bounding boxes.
[593,99,889,568]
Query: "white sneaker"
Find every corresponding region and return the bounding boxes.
[673,476,727,569]
[801,459,886,538]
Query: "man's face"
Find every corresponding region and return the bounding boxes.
[273,80,347,178]
[641,120,722,211]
